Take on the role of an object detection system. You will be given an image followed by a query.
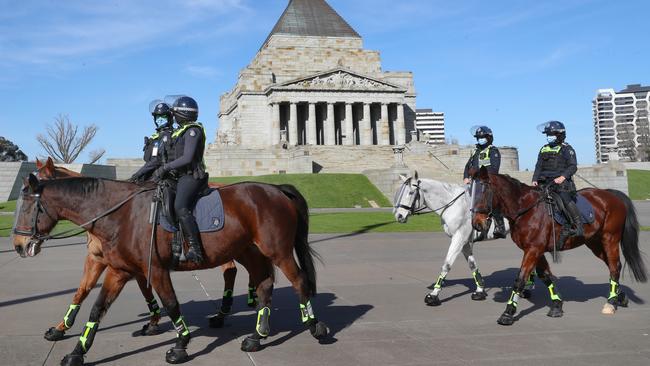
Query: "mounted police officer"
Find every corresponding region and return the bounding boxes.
[129,101,174,182]
[152,96,208,264]
[532,120,583,242]
[463,125,506,239]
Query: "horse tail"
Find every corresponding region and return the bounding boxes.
[277,184,321,296]
[607,189,647,283]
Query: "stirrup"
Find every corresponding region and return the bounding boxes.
[185,246,204,264]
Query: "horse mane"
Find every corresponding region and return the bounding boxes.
[420,178,464,196]
[491,173,534,198]
[38,177,128,197]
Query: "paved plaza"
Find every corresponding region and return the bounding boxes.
[1,228,649,366]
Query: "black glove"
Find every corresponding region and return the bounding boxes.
[127,172,143,183]
[152,166,167,182]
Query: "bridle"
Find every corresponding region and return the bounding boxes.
[13,186,155,242]
[395,179,465,216]
[471,178,545,222]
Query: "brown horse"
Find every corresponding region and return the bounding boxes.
[471,167,647,325]
[34,157,257,342]
[13,174,328,366]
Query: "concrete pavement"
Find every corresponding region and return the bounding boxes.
[0,233,649,366]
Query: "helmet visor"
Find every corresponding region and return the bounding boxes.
[149,99,164,114]
[470,125,490,138]
[537,121,565,135]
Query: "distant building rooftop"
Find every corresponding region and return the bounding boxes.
[416,109,434,113]
[618,84,650,93]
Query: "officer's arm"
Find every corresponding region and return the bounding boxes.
[132,158,161,180]
[163,128,201,172]
[561,146,578,179]
[490,147,501,174]
[532,151,543,182]
[142,137,152,162]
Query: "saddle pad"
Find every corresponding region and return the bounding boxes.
[553,194,595,225]
[159,189,225,233]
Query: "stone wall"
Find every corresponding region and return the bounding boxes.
[623,162,650,171]
[203,146,312,177]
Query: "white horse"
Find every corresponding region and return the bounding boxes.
[393,171,522,306]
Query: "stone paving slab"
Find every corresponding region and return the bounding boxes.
[0,232,649,366]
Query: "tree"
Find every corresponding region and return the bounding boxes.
[0,136,28,162]
[36,114,105,164]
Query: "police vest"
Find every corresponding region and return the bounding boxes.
[539,144,567,176]
[478,146,492,167]
[169,122,207,177]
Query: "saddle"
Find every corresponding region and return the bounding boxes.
[545,190,595,226]
[157,181,225,233]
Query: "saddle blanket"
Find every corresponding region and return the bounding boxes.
[553,194,595,225]
[159,189,225,233]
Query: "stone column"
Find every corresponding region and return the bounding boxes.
[396,103,406,145]
[324,103,335,145]
[344,103,354,145]
[289,102,298,146]
[361,103,372,145]
[270,103,280,145]
[379,103,389,145]
[307,103,317,145]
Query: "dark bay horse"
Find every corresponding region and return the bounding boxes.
[34,157,257,342]
[471,167,647,325]
[13,174,328,365]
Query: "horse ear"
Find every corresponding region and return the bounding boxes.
[46,157,54,166]
[479,166,489,180]
[36,158,43,169]
[44,157,56,176]
[399,174,407,182]
[28,173,39,193]
[414,170,419,181]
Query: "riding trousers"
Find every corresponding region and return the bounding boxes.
[174,174,208,217]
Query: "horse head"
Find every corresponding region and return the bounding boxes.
[471,166,497,232]
[12,174,59,258]
[394,171,421,224]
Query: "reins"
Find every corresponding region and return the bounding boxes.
[16,186,155,242]
[420,191,465,216]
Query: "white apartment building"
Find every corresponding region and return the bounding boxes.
[593,84,650,163]
[415,109,445,144]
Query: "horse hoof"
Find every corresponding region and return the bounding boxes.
[241,336,262,352]
[141,323,163,336]
[309,321,329,339]
[617,292,629,307]
[601,303,616,315]
[60,353,84,366]
[471,291,487,301]
[208,314,225,328]
[424,294,441,306]
[547,303,564,318]
[497,313,515,326]
[165,348,189,364]
[520,289,532,299]
[45,327,65,341]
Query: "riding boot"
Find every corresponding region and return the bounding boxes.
[178,213,204,264]
[564,200,584,238]
[493,213,507,239]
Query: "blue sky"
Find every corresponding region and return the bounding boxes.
[1,0,649,170]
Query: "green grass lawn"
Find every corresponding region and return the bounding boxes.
[310,212,442,233]
[210,173,391,208]
[0,200,16,212]
[628,170,650,200]
[0,216,80,237]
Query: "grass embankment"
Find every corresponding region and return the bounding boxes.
[311,212,442,233]
[627,170,650,200]
[210,173,391,208]
[0,215,79,237]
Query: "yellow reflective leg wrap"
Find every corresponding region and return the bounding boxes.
[79,321,98,353]
[223,289,233,298]
[472,270,484,288]
[507,291,520,308]
[434,275,445,289]
[526,271,537,287]
[256,307,271,337]
[247,287,256,306]
[63,304,80,329]
[608,279,619,300]
[547,283,561,301]
[300,301,316,323]
[173,316,190,337]
[147,299,161,316]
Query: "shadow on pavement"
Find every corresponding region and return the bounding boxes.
[79,289,371,365]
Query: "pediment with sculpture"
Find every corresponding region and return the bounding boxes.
[272,69,405,92]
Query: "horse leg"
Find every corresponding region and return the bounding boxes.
[60,267,131,366]
[149,268,192,364]
[461,241,487,301]
[240,275,274,352]
[497,249,541,326]
[134,275,163,336]
[247,277,258,308]
[521,268,537,299]
[277,257,328,339]
[45,254,106,342]
[425,231,466,306]
[535,255,563,317]
[587,234,625,315]
[207,261,238,329]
